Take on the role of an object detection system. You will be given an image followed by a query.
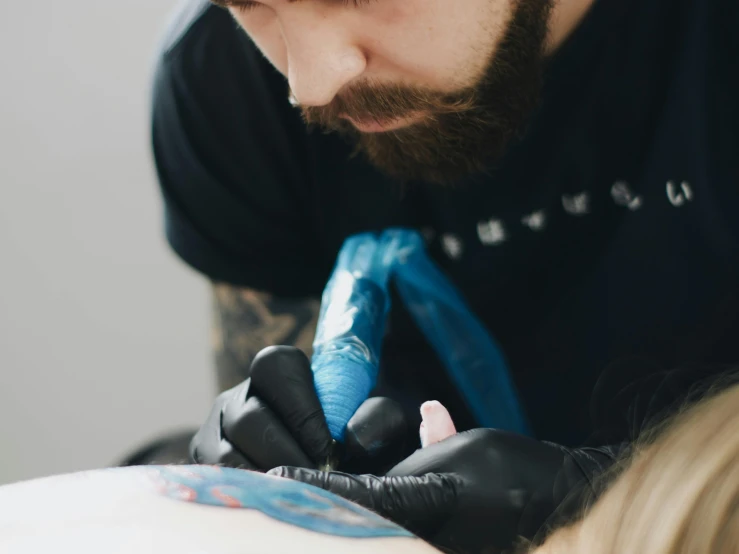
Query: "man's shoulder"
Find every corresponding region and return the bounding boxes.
[151,0,295,146]
[157,0,233,60]
[707,0,738,58]
[153,0,276,95]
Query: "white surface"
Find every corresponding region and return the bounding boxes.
[0,1,213,485]
[0,468,439,554]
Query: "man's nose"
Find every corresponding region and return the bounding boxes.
[282,15,366,107]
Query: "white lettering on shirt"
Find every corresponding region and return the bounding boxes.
[477,219,507,245]
[667,181,694,207]
[521,210,547,231]
[611,182,644,211]
[441,234,464,260]
[562,192,591,215]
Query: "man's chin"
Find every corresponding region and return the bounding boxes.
[357,136,491,186]
[312,115,502,185]
[342,112,428,134]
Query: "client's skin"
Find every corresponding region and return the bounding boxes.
[0,465,439,554]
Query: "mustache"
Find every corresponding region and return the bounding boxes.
[297,81,478,130]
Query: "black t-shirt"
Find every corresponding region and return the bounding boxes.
[153,0,739,447]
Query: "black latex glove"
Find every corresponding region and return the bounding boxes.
[190,346,408,473]
[270,429,623,554]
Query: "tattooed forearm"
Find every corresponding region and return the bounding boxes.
[211,283,320,392]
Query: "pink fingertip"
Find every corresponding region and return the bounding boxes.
[419,401,457,447]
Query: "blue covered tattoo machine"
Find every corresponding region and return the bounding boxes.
[311,229,530,465]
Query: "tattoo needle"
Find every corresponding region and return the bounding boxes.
[319,440,339,472]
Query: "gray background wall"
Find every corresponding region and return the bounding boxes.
[0,1,214,485]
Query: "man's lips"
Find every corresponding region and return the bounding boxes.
[340,112,426,133]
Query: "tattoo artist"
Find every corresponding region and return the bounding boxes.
[152,0,739,553]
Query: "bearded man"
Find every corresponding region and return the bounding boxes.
[151,0,738,551]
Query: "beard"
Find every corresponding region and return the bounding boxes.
[299,0,554,185]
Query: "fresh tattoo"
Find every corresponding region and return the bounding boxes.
[149,465,413,539]
[212,284,320,391]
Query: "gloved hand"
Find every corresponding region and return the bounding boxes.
[270,429,623,554]
[190,346,408,474]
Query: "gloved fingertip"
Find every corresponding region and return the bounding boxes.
[345,397,408,457]
[267,466,287,477]
[251,346,312,390]
[268,466,325,488]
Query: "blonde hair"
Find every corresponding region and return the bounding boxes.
[538,380,739,554]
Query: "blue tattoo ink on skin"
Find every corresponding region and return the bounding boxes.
[148,466,413,539]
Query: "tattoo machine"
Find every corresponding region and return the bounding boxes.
[311,230,530,471]
[311,233,395,471]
